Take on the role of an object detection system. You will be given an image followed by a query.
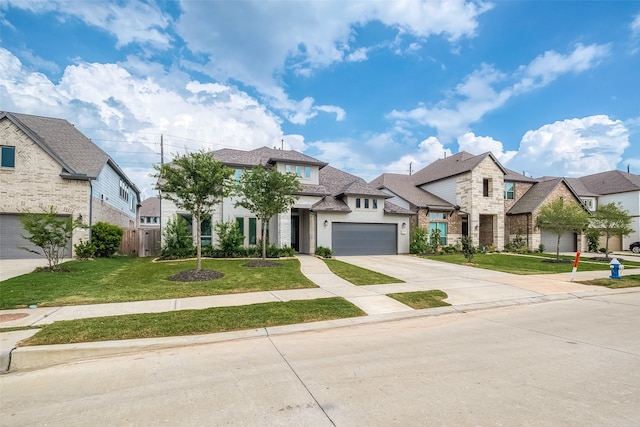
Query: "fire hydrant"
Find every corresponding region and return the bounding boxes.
[609,258,624,279]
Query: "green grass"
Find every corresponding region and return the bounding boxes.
[579,274,640,289]
[423,253,640,275]
[21,298,365,346]
[387,290,450,309]
[0,257,315,309]
[323,259,404,285]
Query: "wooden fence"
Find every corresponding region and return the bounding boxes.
[119,228,161,257]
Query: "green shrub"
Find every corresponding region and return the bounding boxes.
[214,220,244,257]
[315,246,333,258]
[278,246,296,257]
[74,239,96,260]
[410,225,431,255]
[161,216,194,258]
[460,235,476,263]
[91,222,123,257]
[537,243,546,253]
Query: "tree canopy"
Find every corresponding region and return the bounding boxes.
[536,198,590,260]
[588,202,633,259]
[153,151,233,270]
[234,166,301,259]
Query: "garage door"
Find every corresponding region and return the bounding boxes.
[332,223,397,256]
[540,230,576,253]
[0,214,72,259]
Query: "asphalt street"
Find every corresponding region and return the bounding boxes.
[2,291,639,426]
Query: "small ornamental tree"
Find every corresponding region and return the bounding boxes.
[588,202,633,259]
[536,198,590,261]
[19,206,83,271]
[234,166,301,260]
[154,151,233,271]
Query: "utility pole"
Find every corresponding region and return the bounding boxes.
[409,162,413,175]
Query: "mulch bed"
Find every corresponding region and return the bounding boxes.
[242,260,282,268]
[168,269,224,282]
[542,259,572,264]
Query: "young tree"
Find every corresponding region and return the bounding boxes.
[536,198,590,261]
[153,151,233,271]
[20,206,83,271]
[234,166,301,260]
[588,202,633,259]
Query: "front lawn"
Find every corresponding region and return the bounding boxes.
[0,257,315,309]
[323,259,404,285]
[21,297,365,345]
[423,253,640,275]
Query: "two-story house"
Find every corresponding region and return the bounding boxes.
[0,112,140,259]
[160,146,412,256]
[372,151,587,252]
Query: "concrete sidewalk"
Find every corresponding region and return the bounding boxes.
[2,254,639,372]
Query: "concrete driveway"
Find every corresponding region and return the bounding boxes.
[337,255,610,306]
[0,258,51,281]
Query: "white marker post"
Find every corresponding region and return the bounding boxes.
[570,250,581,281]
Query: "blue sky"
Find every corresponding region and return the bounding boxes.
[1,0,639,198]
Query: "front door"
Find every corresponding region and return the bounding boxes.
[291,215,300,252]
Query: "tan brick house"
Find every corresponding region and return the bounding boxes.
[0,112,140,259]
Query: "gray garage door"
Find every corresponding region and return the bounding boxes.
[332,223,397,256]
[0,214,72,259]
[540,230,577,253]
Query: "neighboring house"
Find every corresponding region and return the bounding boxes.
[566,170,640,250]
[372,151,587,252]
[0,111,140,259]
[160,146,412,256]
[139,196,160,228]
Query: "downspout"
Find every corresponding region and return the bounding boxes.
[89,180,94,241]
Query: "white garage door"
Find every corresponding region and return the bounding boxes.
[0,214,72,259]
[540,230,576,253]
[332,223,397,256]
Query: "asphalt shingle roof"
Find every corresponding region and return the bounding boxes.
[212,146,327,168]
[2,111,139,196]
[139,197,160,216]
[370,173,455,209]
[411,151,507,186]
[577,170,640,195]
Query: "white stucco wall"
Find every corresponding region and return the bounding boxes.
[598,191,640,248]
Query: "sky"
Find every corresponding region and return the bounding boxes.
[1,0,639,199]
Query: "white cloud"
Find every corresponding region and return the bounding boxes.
[509,115,630,177]
[457,132,517,164]
[632,13,640,36]
[316,105,346,121]
[384,136,452,175]
[2,0,173,48]
[0,48,290,196]
[388,43,610,143]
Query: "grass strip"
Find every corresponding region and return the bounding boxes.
[578,275,640,289]
[323,259,404,285]
[387,290,450,309]
[1,257,315,309]
[21,297,365,346]
[422,253,637,275]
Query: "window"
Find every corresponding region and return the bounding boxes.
[249,218,257,245]
[235,169,243,182]
[372,199,378,209]
[1,146,15,168]
[356,198,361,208]
[429,212,446,220]
[295,166,303,177]
[304,166,311,178]
[429,222,447,246]
[504,182,515,200]
[119,179,129,201]
[201,217,212,247]
[236,217,245,236]
[285,165,292,173]
[364,198,370,209]
[152,217,158,224]
[483,178,490,197]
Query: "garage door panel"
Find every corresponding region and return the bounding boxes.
[332,223,397,256]
[540,230,576,253]
[0,214,71,259]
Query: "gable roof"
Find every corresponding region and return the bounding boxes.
[577,170,640,195]
[212,146,327,168]
[370,173,455,210]
[564,177,599,197]
[140,197,160,216]
[507,177,586,215]
[1,111,139,197]
[412,151,507,186]
[504,168,538,183]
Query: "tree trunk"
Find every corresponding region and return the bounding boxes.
[261,220,267,260]
[556,235,561,260]
[195,214,202,271]
[605,234,610,260]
